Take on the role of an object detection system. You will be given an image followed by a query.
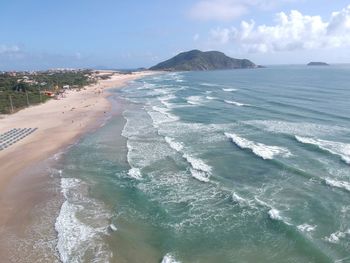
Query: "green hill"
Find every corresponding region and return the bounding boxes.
[150,50,256,71]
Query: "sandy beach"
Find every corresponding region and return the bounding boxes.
[0,70,156,262]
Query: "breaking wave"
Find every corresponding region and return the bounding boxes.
[325,230,350,244]
[187,96,204,105]
[165,136,184,152]
[255,197,292,225]
[128,167,143,180]
[244,120,349,137]
[225,133,292,160]
[224,100,248,107]
[149,106,180,127]
[325,178,350,192]
[164,136,211,182]
[268,208,283,221]
[295,135,350,164]
[55,178,111,263]
[297,224,316,233]
[161,253,181,263]
[223,88,237,92]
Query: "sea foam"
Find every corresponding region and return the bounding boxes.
[159,94,176,109]
[325,230,350,244]
[254,197,291,225]
[128,167,143,180]
[189,168,210,183]
[165,136,184,152]
[183,154,212,173]
[297,224,316,232]
[232,192,249,207]
[164,136,212,182]
[325,178,350,192]
[244,120,349,137]
[295,135,350,164]
[268,209,283,221]
[161,253,181,263]
[109,224,118,232]
[223,88,237,92]
[187,96,204,105]
[224,100,248,107]
[55,178,111,263]
[225,133,291,160]
[148,106,180,127]
[201,82,218,87]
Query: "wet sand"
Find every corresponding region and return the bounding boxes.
[0,70,157,262]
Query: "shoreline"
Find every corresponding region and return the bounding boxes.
[0,70,159,262]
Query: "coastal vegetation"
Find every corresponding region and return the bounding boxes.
[0,69,96,114]
[150,49,257,71]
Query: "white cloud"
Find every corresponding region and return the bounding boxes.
[209,5,350,53]
[189,0,297,21]
[0,45,20,54]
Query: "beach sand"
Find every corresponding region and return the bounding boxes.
[0,70,157,262]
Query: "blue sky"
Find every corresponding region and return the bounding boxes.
[1,0,350,70]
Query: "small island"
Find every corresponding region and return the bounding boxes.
[150,50,257,71]
[307,62,329,66]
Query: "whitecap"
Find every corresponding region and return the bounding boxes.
[56,200,95,263]
[225,133,291,160]
[325,178,350,192]
[183,154,212,173]
[128,167,143,180]
[187,96,203,105]
[254,197,270,208]
[325,230,349,244]
[165,136,184,152]
[295,135,350,165]
[201,82,217,87]
[232,192,248,206]
[60,178,81,198]
[152,106,169,115]
[268,208,283,221]
[224,100,248,107]
[122,109,153,138]
[159,94,176,109]
[55,178,111,263]
[148,106,180,126]
[244,120,349,137]
[164,136,212,182]
[161,253,181,263]
[223,88,237,92]
[137,83,156,90]
[190,168,210,183]
[297,224,316,232]
[126,139,171,168]
[160,100,173,108]
[109,224,117,232]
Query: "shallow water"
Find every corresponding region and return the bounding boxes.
[56,66,350,262]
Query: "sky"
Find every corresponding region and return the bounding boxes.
[1,0,350,70]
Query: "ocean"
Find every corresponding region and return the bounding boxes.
[54,66,350,263]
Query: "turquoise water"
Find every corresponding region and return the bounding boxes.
[56,66,350,263]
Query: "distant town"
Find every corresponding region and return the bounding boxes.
[0,69,116,114]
